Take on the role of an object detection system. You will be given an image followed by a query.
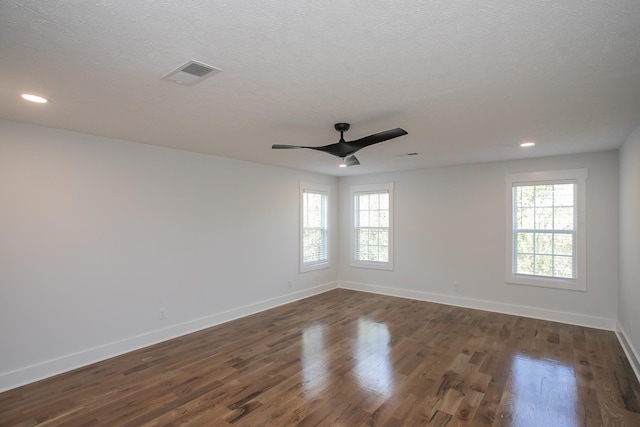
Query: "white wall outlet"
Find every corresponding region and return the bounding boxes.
[453,281,460,291]
[287,280,293,288]
[159,308,166,320]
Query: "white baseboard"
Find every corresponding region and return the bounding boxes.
[0,282,338,393]
[616,321,640,383]
[2,281,628,394]
[338,281,616,331]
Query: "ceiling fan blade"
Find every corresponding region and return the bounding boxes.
[272,144,309,149]
[344,155,360,166]
[351,128,408,148]
[272,123,405,166]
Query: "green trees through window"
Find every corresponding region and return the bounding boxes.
[355,192,390,263]
[351,182,394,270]
[513,183,575,279]
[302,191,327,265]
[506,168,587,291]
[300,183,329,273]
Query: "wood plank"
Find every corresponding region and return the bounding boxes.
[1,289,639,426]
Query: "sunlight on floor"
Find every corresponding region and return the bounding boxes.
[510,354,578,426]
[302,323,328,396]
[354,317,395,398]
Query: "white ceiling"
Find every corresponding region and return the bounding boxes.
[2,1,640,176]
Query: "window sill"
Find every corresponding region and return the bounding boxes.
[506,274,586,292]
[351,260,394,271]
[300,262,330,273]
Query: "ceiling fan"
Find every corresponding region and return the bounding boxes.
[272,123,408,167]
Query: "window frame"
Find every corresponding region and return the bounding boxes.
[350,183,394,271]
[300,182,330,273]
[505,169,587,291]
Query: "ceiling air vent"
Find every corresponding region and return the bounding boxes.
[162,60,221,86]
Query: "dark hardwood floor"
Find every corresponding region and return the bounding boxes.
[1,289,639,426]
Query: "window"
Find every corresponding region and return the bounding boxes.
[351,183,393,270]
[300,183,329,272]
[505,169,587,291]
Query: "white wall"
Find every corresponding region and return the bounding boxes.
[0,119,338,391]
[0,118,626,392]
[618,125,640,375]
[338,151,619,328]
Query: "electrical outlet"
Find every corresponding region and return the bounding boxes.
[453,282,460,292]
[159,308,166,320]
[287,280,293,288]
[628,320,633,334]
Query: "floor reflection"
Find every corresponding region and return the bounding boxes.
[511,354,578,426]
[301,323,328,396]
[354,317,394,398]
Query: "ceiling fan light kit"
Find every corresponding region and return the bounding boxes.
[272,123,408,167]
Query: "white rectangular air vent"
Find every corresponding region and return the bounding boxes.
[162,60,221,86]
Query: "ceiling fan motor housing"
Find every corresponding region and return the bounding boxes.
[334,123,350,132]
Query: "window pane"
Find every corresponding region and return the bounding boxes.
[378,247,389,262]
[309,211,320,227]
[508,170,585,288]
[352,184,392,268]
[535,232,553,255]
[369,211,379,227]
[517,186,535,208]
[516,232,534,254]
[365,229,374,246]
[359,194,369,210]
[368,229,376,246]
[303,229,322,262]
[359,211,369,227]
[517,207,534,229]
[379,230,389,246]
[554,207,574,230]
[368,246,379,261]
[303,195,308,223]
[554,234,573,256]
[554,256,573,278]
[553,184,574,206]
[516,254,534,275]
[354,188,391,266]
[379,210,389,228]
[535,185,554,206]
[535,255,554,276]
[512,181,577,280]
[370,194,379,210]
[379,193,389,210]
[358,229,368,245]
[302,190,327,267]
[535,207,553,230]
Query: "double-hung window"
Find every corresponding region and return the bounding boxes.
[351,183,394,270]
[505,169,587,291]
[300,183,329,272]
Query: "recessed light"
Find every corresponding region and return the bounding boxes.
[520,141,535,147]
[21,94,48,103]
[338,163,347,168]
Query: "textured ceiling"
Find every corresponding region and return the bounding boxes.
[1,0,640,176]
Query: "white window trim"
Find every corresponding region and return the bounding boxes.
[505,169,587,291]
[350,182,394,271]
[300,182,330,273]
